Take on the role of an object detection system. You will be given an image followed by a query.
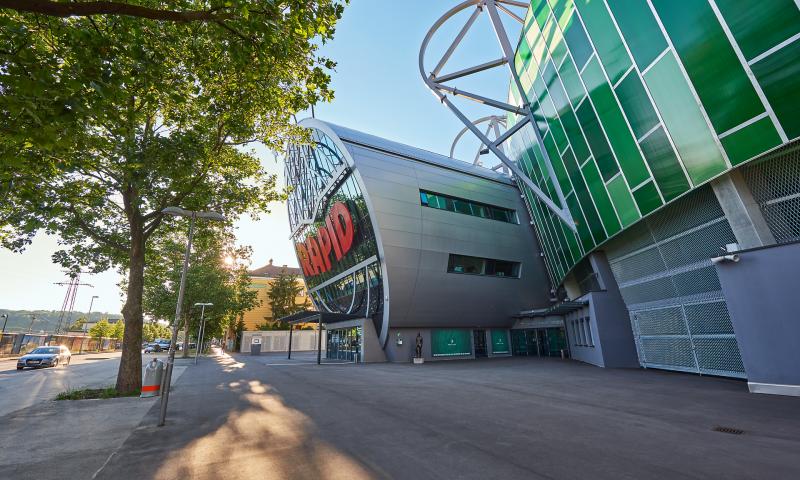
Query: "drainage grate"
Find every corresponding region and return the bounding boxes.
[712,426,744,435]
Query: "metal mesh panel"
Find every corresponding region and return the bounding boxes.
[742,141,800,244]
[693,337,746,377]
[633,307,687,336]
[606,185,745,377]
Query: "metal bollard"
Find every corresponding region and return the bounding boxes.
[141,358,164,398]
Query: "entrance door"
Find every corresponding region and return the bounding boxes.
[473,329,487,358]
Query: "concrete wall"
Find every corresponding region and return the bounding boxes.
[241,330,325,353]
[715,242,800,396]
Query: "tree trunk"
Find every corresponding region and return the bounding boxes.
[181,315,190,358]
[116,221,145,393]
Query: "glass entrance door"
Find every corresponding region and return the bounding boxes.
[472,329,487,358]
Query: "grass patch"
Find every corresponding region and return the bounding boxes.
[55,387,140,401]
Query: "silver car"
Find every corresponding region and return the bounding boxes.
[17,346,72,370]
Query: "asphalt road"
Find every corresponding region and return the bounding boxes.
[0,351,172,416]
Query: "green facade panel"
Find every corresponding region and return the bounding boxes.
[508,0,800,287]
[431,329,471,357]
[716,0,800,62]
[643,53,727,185]
[491,329,510,354]
[751,39,800,139]
[652,0,765,135]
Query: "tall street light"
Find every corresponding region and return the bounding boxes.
[193,303,213,365]
[1,313,9,335]
[87,295,99,323]
[27,314,36,333]
[158,207,226,427]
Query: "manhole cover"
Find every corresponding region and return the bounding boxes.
[712,426,744,435]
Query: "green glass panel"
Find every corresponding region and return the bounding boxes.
[431,329,471,357]
[606,175,640,227]
[606,0,668,70]
[551,0,575,25]
[632,181,662,215]
[533,0,551,29]
[542,17,568,68]
[516,38,532,75]
[562,13,593,70]
[563,148,606,243]
[574,0,632,85]
[581,160,621,235]
[644,54,726,185]
[567,193,594,251]
[751,39,800,139]
[544,60,569,112]
[639,127,690,202]
[582,57,650,186]
[721,116,782,166]
[561,108,591,163]
[576,101,617,181]
[544,133,572,194]
[491,329,510,354]
[652,0,765,134]
[716,0,800,61]
[615,70,659,140]
[558,55,586,107]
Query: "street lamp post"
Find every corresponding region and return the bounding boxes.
[1,314,8,335]
[193,303,213,365]
[27,314,36,333]
[81,295,98,354]
[158,207,225,427]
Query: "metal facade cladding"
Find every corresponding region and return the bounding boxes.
[508,0,800,285]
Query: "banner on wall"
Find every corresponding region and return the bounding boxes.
[431,329,471,357]
[491,329,510,354]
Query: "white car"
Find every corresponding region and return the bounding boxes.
[17,346,71,370]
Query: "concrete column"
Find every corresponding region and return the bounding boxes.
[562,273,582,300]
[711,170,775,249]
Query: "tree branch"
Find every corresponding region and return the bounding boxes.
[0,0,235,22]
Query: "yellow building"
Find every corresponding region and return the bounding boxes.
[241,260,309,331]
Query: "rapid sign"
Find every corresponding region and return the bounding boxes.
[295,201,355,277]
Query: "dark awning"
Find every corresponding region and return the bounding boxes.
[278,310,362,325]
[514,301,588,318]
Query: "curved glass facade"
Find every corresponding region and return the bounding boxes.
[507,0,800,284]
[285,129,384,326]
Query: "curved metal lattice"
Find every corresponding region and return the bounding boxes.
[420,0,575,231]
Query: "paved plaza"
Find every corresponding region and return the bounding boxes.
[84,349,800,480]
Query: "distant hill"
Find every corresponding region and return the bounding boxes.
[0,309,122,334]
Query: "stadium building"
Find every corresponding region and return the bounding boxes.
[286,1,800,395]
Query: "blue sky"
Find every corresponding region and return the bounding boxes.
[0,1,527,313]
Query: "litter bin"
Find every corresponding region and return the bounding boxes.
[251,337,262,356]
[141,358,164,398]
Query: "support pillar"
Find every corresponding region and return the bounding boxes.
[711,170,775,249]
[317,314,323,365]
[287,325,293,360]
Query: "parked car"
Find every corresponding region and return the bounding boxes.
[143,343,162,353]
[17,346,71,370]
[157,340,172,351]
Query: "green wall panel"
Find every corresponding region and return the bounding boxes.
[644,53,726,185]
[582,57,650,186]
[581,159,621,235]
[639,127,690,201]
[562,11,593,69]
[652,0,765,134]
[615,70,660,140]
[632,181,662,215]
[576,100,617,181]
[720,116,782,166]
[507,0,799,287]
[431,329,471,357]
[606,175,640,227]
[574,0,631,85]
[606,0,667,70]
[558,56,586,107]
[751,39,800,139]
[491,329,510,354]
[716,0,800,62]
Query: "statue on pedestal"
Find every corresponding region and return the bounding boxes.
[415,332,423,358]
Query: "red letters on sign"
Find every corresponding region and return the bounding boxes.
[294,201,356,277]
[296,243,313,277]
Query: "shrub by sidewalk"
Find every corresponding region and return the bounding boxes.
[56,387,140,401]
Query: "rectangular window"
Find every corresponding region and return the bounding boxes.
[447,254,520,278]
[420,190,518,224]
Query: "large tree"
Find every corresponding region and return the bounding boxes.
[266,268,309,328]
[0,1,345,392]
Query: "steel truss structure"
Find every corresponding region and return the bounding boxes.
[419,0,576,231]
[450,115,510,174]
